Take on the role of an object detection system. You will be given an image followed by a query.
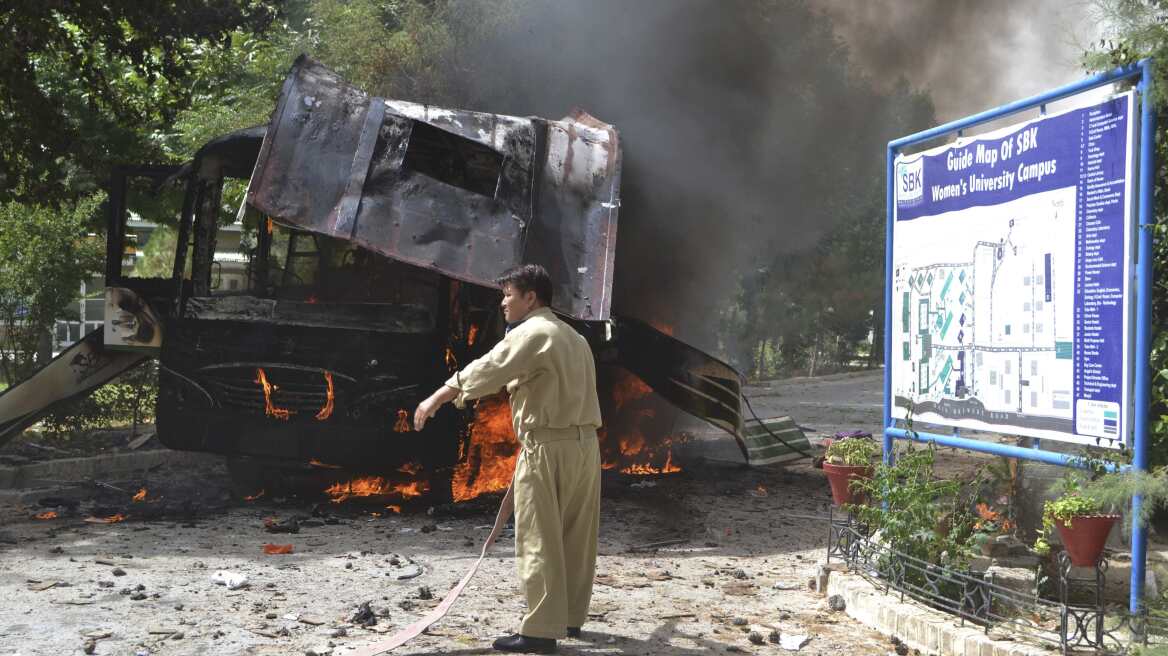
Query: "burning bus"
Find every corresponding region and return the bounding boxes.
[0,56,746,505]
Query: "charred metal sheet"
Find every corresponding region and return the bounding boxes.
[609,316,748,459]
[157,317,459,474]
[246,55,620,321]
[183,296,433,333]
[0,329,148,449]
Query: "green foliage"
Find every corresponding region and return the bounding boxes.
[849,442,977,570]
[1083,467,1168,531]
[0,196,105,384]
[0,1,279,204]
[722,77,934,378]
[43,362,158,437]
[1029,465,1168,554]
[825,437,880,466]
[164,0,499,161]
[1042,494,1106,529]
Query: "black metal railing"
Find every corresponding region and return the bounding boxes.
[826,509,1162,654]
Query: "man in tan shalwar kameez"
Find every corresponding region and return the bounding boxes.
[414,264,602,655]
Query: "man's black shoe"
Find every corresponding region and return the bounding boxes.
[492,633,557,654]
[566,627,581,638]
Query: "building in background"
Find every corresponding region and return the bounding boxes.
[53,217,247,354]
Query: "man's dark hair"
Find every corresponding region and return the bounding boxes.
[495,264,553,306]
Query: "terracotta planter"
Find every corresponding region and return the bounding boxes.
[1055,514,1120,567]
[822,462,872,506]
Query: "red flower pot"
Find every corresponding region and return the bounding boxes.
[1055,514,1119,567]
[822,462,873,506]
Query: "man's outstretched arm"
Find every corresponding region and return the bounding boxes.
[414,385,458,431]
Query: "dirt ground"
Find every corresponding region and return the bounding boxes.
[0,450,908,656]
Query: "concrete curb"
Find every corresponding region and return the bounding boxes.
[0,450,222,489]
[820,564,1050,656]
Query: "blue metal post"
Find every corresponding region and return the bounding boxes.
[1130,58,1155,618]
[884,145,896,466]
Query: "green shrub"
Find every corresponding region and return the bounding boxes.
[849,442,977,570]
[825,437,880,466]
[42,361,157,437]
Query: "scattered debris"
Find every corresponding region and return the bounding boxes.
[84,514,128,524]
[629,480,657,488]
[417,586,433,600]
[211,571,249,589]
[828,594,846,611]
[298,615,326,626]
[721,581,756,596]
[350,601,377,627]
[28,580,64,592]
[628,538,686,552]
[779,633,810,651]
[263,543,294,554]
[748,630,765,645]
[264,516,301,534]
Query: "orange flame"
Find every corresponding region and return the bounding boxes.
[244,489,265,501]
[601,369,686,475]
[255,368,294,420]
[265,217,274,235]
[445,347,458,371]
[308,459,341,469]
[86,514,128,524]
[386,505,402,514]
[263,543,294,555]
[132,488,147,502]
[394,409,411,433]
[467,324,480,346]
[620,449,682,475]
[650,320,675,336]
[315,372,335,421]
[398,461,422,475]
[35,511,58,520]
[325,477,430,503]
[452,395,519,502]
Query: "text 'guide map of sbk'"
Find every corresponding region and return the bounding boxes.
[892,91,1136,448]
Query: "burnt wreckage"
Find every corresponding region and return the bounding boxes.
[0,57,745,502]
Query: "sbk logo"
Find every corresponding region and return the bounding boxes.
[896,158,923,206]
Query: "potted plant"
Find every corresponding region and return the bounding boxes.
[1034,489,1116,566]
[822,437,880,506]
[1034,466,1168,567]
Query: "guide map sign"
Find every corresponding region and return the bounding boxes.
[892,91,1136,448]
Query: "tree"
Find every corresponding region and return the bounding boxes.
[1084,0,1168,466]
[0,196,105,384]
[0,1,279,204]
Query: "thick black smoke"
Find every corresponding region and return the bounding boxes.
[444,0,935,355]
[816,0,1094,122]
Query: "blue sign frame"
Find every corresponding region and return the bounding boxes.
[884,60,1155,615]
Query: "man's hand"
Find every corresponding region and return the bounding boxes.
[414,386,459,431]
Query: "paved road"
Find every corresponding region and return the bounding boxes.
[745,369,884,439]
[677,369,884,463]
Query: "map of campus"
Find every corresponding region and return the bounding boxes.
[891,187,1078,439]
